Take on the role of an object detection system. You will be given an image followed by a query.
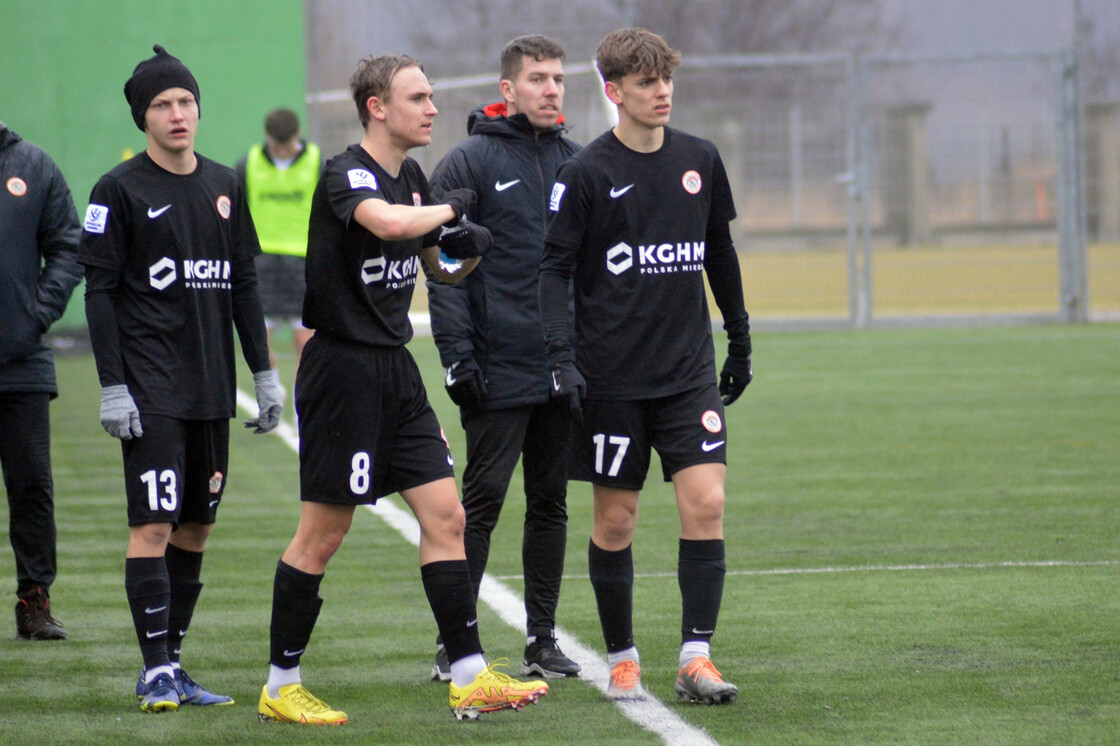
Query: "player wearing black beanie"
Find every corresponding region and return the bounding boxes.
[123,44,200,131]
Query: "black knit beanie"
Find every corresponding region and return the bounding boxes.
[123,44,200,131]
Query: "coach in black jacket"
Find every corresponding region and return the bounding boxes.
[426,35,581,680]
[0,122,82,640]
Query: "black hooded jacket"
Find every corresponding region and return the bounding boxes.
[0,123,82,395]
[427,103,579,410]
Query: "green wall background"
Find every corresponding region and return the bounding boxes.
[0,0,306,327]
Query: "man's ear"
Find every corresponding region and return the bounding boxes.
[366,95,385,122]
[499,79,516,106]
[604,80,623,105]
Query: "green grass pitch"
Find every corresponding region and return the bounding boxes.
[0,323,1117,745]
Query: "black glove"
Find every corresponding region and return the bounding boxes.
[719,347,753,406]
[441,188,476,227]
[444,359,487,410]
[438,219,492,260]
[549,361,586,426]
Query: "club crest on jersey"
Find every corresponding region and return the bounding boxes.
[412,192,422,207]
[348,168,378,191]
[682,170,702,195]
[701,410,722,433]
[216,195,232,219]
[549,182,566,212]
[6,177,27,196]
[83,203,109,233]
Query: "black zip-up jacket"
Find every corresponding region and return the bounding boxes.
[427,103,579,410]
[0,123,82,395]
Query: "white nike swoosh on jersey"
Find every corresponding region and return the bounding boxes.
[551,371,562,391]
[147,204,172,218]
[701,440,725,452]
[283,648,305,657]
[146,629,167,639]
[495,179,521,191]
[145,605,167,614]
[609,184,634,198]
[445,370,456,386]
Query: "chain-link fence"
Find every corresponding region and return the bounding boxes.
[307,49,1120,330]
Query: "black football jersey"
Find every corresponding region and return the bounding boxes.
[79,152,261,419]
[544,127,737,399]
[302,144,439,347]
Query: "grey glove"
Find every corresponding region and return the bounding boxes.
[100,384,143,440]
[244,369,283,434]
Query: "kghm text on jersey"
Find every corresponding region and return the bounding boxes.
[183,259,232,289]
[605,241,706,276]
[360,254,420,290]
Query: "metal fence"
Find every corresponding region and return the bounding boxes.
[307,49,1120,330]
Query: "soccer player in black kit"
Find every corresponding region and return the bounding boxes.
[79,45,284,713]
[256,54,548,726]
[539,28,753,705]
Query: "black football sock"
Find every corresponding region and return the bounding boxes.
[269,559,323,670]
[126,556,172,672]
[421,560,482,664]
[679,538,726,645]
[588,539,634,653]
[164,543,204,666]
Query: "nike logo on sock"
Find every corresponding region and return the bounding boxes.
[145,605,167,614]
[147,204,172,218]
[283,648,305,657]
[146,629,167,639]
[691,627,715,635]
[466,619,478,628]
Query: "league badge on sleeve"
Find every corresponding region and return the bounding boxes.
[348,168,378,191]
[83,203,109,234]
[549,182,566,212]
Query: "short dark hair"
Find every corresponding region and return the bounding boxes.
[264,108,300,142]
[500,34,566,82]
[349,54,423,127]
[595,28,681,84]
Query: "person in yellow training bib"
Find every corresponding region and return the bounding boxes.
[236,108,321,389]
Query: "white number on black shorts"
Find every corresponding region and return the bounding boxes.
[592,434,631,477]
[350,451,371,495]
[140,469,178,511]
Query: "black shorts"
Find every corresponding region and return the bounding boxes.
[121,415,229,527]
[256,253,306,317]
[296,335,455,504]
[570,385,727,491]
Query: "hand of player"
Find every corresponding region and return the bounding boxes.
[244,369,283,434]
[438,219,492,260]
[100,384,143,440]
[718,351,753,406]
[549,361,586,426]
[444,358,487,410]
[441,188,476,227]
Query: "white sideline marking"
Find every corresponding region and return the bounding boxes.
[238,388,716,746]
[482,559,1120,584]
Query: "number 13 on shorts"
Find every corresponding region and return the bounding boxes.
[592,434,630,477]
